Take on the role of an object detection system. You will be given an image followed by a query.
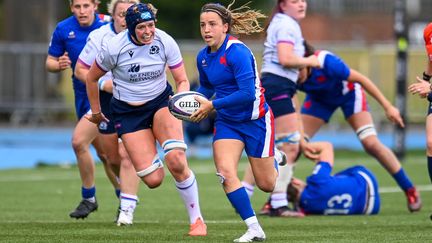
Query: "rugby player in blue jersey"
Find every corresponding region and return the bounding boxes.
[45,0,120,219]
[191,2,280,242]
[298,42,421,212]
[287,141,380,216]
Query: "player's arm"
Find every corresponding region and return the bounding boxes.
[170,62,190,93]
[277,43,320,68]
[45,53,71,73]
[348,69,404,128]
[85,61,108,124]
[74,60,89,84]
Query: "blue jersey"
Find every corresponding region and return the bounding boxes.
[196,35,269,122]
[297,51,352,105]
[299,162,380,215]
[48,14,107,93]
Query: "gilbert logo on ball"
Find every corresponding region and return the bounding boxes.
[168,91,208,122]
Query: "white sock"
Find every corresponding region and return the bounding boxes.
[175,170,203,224]
[241,181,255,198]
[270,192,288,209]
[120,193,138,212]
[273,164,294,192]
[244,216,259,228]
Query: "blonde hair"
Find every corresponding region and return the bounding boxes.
[107,0,140,15]
[201,0,266,35]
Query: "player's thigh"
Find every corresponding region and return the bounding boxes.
[121,129,158,171]
[346,111,374,131]
[152,107,184,142]
[274,112,299,134]
[72,117,99,147]
[301,114,325,138]
[98,133,120,165]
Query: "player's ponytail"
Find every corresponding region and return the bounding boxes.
[201,0,266,35]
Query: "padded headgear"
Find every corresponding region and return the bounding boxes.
[125,3,156,40]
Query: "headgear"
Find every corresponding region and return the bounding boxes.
[125,3,156,40]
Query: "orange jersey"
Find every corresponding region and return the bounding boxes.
[423,22,432,61]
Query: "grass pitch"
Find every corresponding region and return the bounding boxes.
[0,150,431,242]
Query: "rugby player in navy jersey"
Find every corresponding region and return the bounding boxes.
[190,2,283,242]
[45,0,120,219]
[298,43,421,212]
[287,141,380,216]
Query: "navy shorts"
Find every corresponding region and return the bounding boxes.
[98,91,116,134]
[261,73,297,117]
[110,85,173,137]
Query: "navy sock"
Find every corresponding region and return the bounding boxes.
[115,188,121,198]
[428,157,432,183]
[227,187,255,220]
[82,186,96,199]
[392,168,414,191]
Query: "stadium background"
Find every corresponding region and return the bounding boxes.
[0,0,431,168]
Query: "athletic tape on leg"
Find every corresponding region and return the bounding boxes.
[356,124,376,140]
[162,139,188,156]
[136,155,164,178]
[275,131,301,146]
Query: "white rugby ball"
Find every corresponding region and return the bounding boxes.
[168,91,208,122]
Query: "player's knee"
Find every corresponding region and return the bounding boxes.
[256,178,275,193]
[361,136,381,154]
[137,155,164,188]
[141,169,164,188]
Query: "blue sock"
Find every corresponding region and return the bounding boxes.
[428,157,432,183]
[82,186,96,199]
[392,168,414,191]
[115,188,121,198]
[227,187,255,220]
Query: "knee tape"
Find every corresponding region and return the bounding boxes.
[356,124,377,140]
[216,172,226,184]
[162,139,188,157]
[136,155,164,178]
[275,131,301,147]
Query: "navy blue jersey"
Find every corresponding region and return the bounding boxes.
[297,51,351,105]
[299,162,380,215]
[48,14,107,92]
[196,35,269,122]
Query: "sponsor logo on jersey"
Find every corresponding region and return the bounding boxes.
[68,31,76,39]
[128,50,134,58]
[99,121,108,130]
[128,64,140,73]
[201,59,207,67]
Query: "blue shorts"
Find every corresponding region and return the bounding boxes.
[98,91,116,134]
[261,73,297,117]
[110,84,173,137]
[213,110,275,158]
[301,89,370,123]
[74,88,91,120]
[335,165,380,215]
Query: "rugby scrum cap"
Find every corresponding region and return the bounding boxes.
[424,22,432,61]
[126,3,156,40]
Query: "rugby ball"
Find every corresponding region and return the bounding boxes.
[168,91,208,122]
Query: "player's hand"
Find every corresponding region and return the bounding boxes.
[58,52,72,71]
[300,139,320,161]
[190,96,212,123]
[408,76,431,98]
[385,105,405,128]
[84,112,109,125]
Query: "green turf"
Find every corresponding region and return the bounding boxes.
[0,150,431,242]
